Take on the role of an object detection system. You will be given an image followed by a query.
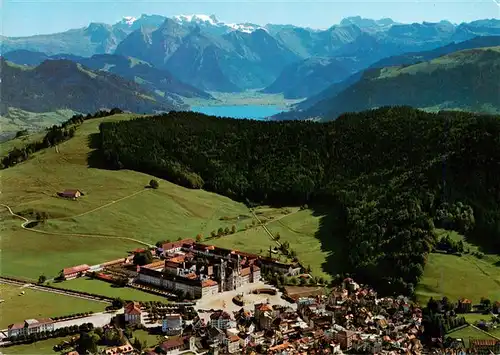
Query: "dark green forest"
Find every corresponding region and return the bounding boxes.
[98,107,500,296]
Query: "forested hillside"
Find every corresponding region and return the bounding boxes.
[98,107,500,296]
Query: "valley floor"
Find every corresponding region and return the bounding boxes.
[182,90,303,108]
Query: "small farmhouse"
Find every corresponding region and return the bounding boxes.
[58,189,83,199]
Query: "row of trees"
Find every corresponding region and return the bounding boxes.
[98,107,500,296]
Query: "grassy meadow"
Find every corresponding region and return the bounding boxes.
[2,336,74,355]
[0,107,76,143]
[0,113,252,280]
[0,284,104,328]
[55,278,167,302]
[416,229,500,305]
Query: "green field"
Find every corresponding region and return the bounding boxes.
[265,208,335,280]
[416,229,500,305]
[0,284,104,328]
[2,336,73,355]
[55,278,168,302]
[0,107,76,144]
[1,212,143,280]
[0,113,253,280]
[132,329,163,347]
[447,325,498,347]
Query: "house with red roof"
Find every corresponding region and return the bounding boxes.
[124,302,143,324]
[61,264,90,280]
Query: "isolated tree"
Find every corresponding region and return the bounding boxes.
[275,232,281,241]
[231,225,236,234]
[196,234,202,242]
[149,179,159,189]
[133,250,153,266]
[210,230,216,238]
[38,275,47,284]
[217,227,224,237]
[224,227,230,235]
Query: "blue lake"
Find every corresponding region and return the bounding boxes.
[191,105,285,120]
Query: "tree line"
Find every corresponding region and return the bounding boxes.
[1,108,123,169]
[97,106,500,296]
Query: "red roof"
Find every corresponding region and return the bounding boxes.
[229,335,240,342]
[8,323,24,330]
[470,339,499,347]
[125,302,142,316]
[241,267,251,277]
[143,260,165,269]
[63,264,90,276]
[160,338,184,350]
[202,279,218,288]
[256,304,272,312]
[162,239,195,251]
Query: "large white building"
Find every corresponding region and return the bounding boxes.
[8,318,55,338]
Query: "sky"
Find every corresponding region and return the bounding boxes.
[2,0,499,37]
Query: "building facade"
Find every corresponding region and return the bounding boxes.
[8,318,55,338]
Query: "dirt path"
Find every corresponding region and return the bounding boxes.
[50,189,147,221]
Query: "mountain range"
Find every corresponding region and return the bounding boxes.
[2,15,500,120]
[2,50,212,103]
[0,59,184,115]
[3,16,500,93]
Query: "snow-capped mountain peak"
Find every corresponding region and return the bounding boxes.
[172,14,264,34]
[173,14,221,26]
[121,16,138,26]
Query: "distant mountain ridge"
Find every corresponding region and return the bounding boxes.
[3,16,500,93]
[273,46,500,121]
[0,59,185,114]
[293,35,500,112]
[2,50,212,102]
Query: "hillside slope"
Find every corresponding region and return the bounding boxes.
[2,51,213,101]
[97,108,500,295]
[0,113,251,279]
[276,46,500,120]
[0,59,185,114]
[261,57,355,99]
